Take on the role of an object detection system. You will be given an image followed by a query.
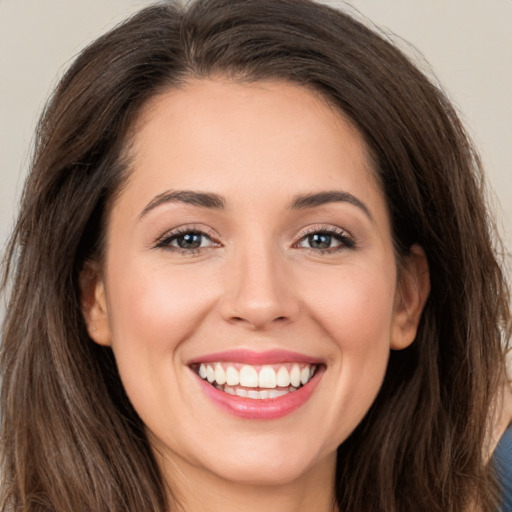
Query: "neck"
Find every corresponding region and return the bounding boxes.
[158,450,338,512]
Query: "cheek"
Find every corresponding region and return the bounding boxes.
[103,258,218,433]
[303,263,396,351]
[299,262,395,435]
[106,258,216,353]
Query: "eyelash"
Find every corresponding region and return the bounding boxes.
[294,226,356,253]
[154,226,220,256]
[154,225,356,256]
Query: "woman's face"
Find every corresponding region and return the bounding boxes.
[85,79,427,487]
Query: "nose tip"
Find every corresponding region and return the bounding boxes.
[219,254,300,330]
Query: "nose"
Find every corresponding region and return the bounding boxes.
[219,244,300,330]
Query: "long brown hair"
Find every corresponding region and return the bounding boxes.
[1,1,510,510]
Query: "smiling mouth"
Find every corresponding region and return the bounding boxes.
[191,362,318,400]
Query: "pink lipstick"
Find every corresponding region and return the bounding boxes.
[188,349,324,420]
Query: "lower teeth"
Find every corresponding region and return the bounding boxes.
[215,384,298,399]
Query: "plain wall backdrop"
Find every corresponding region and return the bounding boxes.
[1,0,511,272]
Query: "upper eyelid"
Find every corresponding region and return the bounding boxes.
[159,224,218,239]
[295,224,353,239]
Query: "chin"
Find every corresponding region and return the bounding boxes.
[213,459,311,486]
[198,440,330,487]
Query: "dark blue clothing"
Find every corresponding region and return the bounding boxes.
[495,425,512,511]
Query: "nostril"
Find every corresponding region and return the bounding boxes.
[229,315,289,326]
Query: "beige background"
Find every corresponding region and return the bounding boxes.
[1,0,511,270]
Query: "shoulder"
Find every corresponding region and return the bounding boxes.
[494,425,512,511]
[492,381,512,511]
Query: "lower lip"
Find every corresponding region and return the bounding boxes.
[194,368,323,420]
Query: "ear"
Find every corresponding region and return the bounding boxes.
[80,262,112,347]
[390,244,430,350]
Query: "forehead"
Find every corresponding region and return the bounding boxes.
[116,79,387,223]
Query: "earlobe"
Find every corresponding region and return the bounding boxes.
[80,263,112,347]
[390,244,430,350]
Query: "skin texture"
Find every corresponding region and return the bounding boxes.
[83,79,430,512]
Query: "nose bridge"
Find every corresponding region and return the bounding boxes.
[220,233,298,329]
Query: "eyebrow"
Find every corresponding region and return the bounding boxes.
[139,190,225,218]
[139,188,372,221]
[289,191,373,220]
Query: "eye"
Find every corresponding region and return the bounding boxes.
[295,227,356,252]
[172,232,209,249]
[155,227,219,253]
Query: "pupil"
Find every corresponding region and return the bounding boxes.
[309,233,331,249]
[178,233,201,249]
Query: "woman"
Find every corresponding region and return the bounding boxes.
[1,0,510,510]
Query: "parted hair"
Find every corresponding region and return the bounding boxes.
[1,1,510,511]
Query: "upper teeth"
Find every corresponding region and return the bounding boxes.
[197,362,316,389]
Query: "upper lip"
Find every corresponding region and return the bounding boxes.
[187,349,324,366]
